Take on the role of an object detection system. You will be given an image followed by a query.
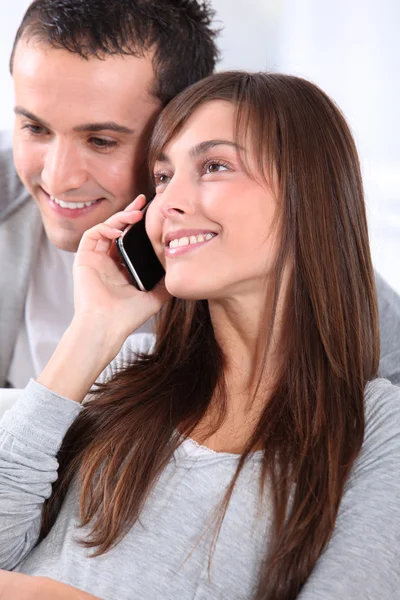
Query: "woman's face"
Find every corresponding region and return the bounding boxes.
[146,100,280,301]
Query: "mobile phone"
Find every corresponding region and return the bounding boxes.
[116,202,165,291]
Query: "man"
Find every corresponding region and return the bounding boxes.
[0,0,218,387]
[1,0,400,392]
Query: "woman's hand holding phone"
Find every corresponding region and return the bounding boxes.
[37,195,170,403]
[72,194,168,342]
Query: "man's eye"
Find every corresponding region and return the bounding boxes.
[23,124,47,135]
[89,137,117,149]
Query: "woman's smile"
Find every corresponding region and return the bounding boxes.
[164,229,218,257]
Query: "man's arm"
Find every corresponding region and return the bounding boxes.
[375,271,400,385]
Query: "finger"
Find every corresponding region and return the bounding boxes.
[102,207,144,232]
[78,195,147,254]
[79,223,122,254]
[124,193,147,212]
[109,238,123,262]
[102,193,146,230]
[95,235,116,255]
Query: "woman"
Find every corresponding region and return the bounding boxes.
[0,71,399,600]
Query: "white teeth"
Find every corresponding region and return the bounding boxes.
[51,196,98,209]
[168,233,215,248]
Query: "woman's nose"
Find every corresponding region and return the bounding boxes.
[158,177,196,219]
[160,204,185,217]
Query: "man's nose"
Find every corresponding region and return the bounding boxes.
[41,138,87,197]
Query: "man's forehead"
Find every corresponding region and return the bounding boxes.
[13,37,157,98]
[12,38,161,130]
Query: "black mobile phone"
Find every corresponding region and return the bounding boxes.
[116,202,165,291]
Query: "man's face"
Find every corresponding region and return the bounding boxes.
[12,38,162,252]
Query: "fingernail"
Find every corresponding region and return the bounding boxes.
[125,194,146,211]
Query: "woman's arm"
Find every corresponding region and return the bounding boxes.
[0,570,101,600]
[0,200,168,570]
[298,379,400,599]
[37,197,169,403]
[0,382,82,569]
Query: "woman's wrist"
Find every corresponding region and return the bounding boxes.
[39,576,101,599]
[37,316,125,403]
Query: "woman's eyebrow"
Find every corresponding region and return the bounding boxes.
[155,139,244,165]
[189,139,244,158]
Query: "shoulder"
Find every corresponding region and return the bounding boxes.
[361,378,400,463]
[374,271,400,385]
[297,378,400,598]
[375,270,400,316]
[364,378,400,433]
[0,134,32,221]
[122,332,157,359]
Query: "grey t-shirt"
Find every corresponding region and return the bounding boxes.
[0,366,400,599]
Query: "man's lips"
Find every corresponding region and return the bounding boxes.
[40,188,105,218]
[41,187,104,208]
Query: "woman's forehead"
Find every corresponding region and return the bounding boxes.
[159,100,237,156]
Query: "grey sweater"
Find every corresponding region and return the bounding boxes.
[0,350,400,599]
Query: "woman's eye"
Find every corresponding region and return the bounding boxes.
[204,161,229,174]
[154,173,171,187]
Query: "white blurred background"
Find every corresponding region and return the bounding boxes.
[1,0,399,293]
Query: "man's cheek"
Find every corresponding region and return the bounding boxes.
[14,148,36,182]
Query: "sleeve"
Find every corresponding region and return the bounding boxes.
[0,379,82,570]
[298,378,400,600]
[0,142,31,220]
[96,332,156,384]
[376,271,400,386]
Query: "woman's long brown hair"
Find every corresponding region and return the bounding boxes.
[40,72,379,599]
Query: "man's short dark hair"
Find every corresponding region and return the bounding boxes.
[10,0,220,106]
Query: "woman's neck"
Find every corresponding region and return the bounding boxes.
[209,291,282,391]
[189,291,284,454]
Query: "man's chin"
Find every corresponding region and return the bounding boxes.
[42,224,82,253]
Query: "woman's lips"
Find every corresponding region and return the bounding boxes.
[165,232,217,257]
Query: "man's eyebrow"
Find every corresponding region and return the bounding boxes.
[73,122,135,135]
[14,107,134,135]
[155,139,243,164]
[14,106,51,128]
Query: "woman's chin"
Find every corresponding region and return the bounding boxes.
[166,288,206,301]
[165,276,209,301]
